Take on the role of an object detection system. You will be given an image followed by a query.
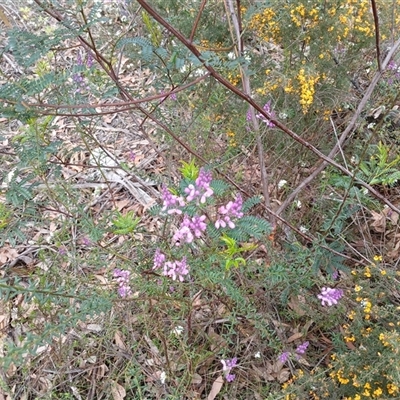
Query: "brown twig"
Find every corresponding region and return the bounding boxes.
[224,0,274,226]
[371,0,381,72]
[15,73,209,111]
[189,0,208,43]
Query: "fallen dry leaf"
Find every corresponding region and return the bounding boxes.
[370,210,386,232]
[111,381,126,400]
[287,295,307,317]
[286,331,303,343]
[207,375,224,400]
[114,331,126,350]
[0,246,18,264]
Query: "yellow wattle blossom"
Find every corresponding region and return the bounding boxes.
[364,266,372,278]
[227,72,241,86]
[226,131,237,148]
[387,383,399,395]
[297,69,319,113]
[248,7,280,43]
[373,387,383,397]
[347,310,356,320]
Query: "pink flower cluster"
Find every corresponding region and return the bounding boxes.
[317,287,343,306]
[153,249,189,282]
[296,341,309,355]
[279,341,309,365]
[113,269,132,297]
[161,186,185,215]
[215,194,244,229]
[221,357,238,382]
[161,168,213,216]
[247,101,276,128]
[184,168,213,203]
[173,214,207,245]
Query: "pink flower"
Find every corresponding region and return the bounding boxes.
[113,269,132,297]
[317,287,343,306]
[221,357,238,382]
[162,258,189,281]
[184,168,213,204]
[161,186,185,215]
[173,215,207,245]
[215,194,243,229]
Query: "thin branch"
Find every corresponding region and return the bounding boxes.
[371,0,381,72]
[189,0,208,43]
[14,73,210,111]
[225,0,274,225]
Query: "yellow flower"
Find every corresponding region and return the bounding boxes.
[373,387,383,397]
[354,285,362,292]
[387,383,399,394]
[380,270,387,276]
[373,255,382,262]
[348,310,356,320]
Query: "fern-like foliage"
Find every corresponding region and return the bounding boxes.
[6,28,75,68]
[117,36,155,62]
[229,215,272,241]
[210,179,230,196]
[242,195,262,213]
[206,223,220,240]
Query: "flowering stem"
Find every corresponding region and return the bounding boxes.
[225,0,275,227]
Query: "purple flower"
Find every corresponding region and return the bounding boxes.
[279,351,290,364]
[215,194,243,229]
[161,186,185,215]
[332,269,339,280]
[82,236,91,246]
[256,101,276,127]
[295,341,309,355]
[387,60,398,71]
[173,214,207,245]
[128,151,136,162]
[87,52,93,68]
[77,52,83,66]
[246,109,252,121]
[153,248,166,269]
[221,357,238,382]
[317,287,344,306]
[162,257,189,282]
[113,268,132,297]
[58,246,67,255]
[184,168,213,204]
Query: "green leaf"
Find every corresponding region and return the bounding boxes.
[111,211,141,235]
[179,159,199,180]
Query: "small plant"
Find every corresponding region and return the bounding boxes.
[111,210,141,235]
[147,165,271,284]
[357,142,400,186]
